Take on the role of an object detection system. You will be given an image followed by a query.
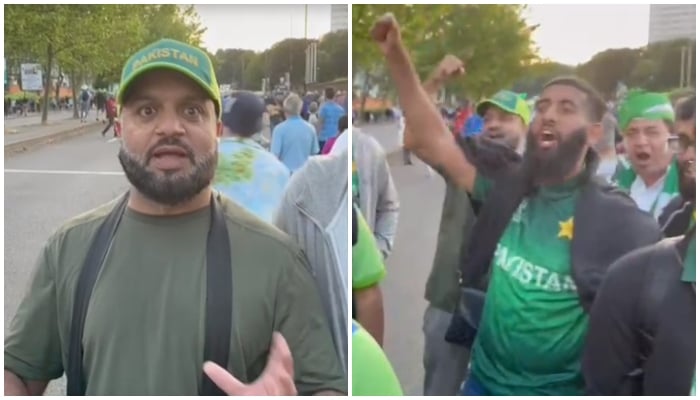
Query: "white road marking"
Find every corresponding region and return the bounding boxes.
[107,137,120,143]
[4,169,124,176]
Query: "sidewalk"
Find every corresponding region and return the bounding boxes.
[4,114,102,154]
[4,110,76,129]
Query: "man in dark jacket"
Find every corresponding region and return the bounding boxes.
[583,95,695,396]
[658,95,695,236]
[372,14,660,396]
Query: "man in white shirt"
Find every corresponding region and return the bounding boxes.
[613,91,679,219]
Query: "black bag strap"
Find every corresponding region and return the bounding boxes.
[351,207,358,320]
[67,193,232,396]
[67,194,129,396]
[201,195,232,396]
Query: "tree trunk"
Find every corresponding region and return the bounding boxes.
[54,67,63,110]
[70,70,79,119]
[41,43,53,125]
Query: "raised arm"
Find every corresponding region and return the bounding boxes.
[371,14,477,193]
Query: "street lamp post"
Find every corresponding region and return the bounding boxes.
[680,46,686,88]
[303,4,308,93]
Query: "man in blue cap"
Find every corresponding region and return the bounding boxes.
[214,91,290,223]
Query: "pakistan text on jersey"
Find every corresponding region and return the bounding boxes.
[493,243,577,293]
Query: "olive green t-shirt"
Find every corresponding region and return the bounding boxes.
[470,174,587,395]
[423,179,473,312]
[4,194,346,395]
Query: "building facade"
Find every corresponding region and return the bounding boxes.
[330,5,348,32]
[648,4,696,44]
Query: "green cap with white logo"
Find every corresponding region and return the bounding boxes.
[477,90,531,125]
[618,90,674,132]
[118,38,221,119]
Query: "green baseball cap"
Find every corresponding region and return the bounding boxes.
[117,38,221,119]
[477,90,531,125]
[618,90,674,132]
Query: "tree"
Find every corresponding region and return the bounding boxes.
[6,5,110,122]
[351,5,536,111]
[243,53,265,91]
[4,4,206,123]
[261,38,311,90]
[351,5,451,113]
[576,48,641,98]
[317,29,348,82]
[572,38,696,95]
[640,39,695,91]
[139,5,205,47]
[512,61,575,96]
[413,5,536,99]
[214,49,257,89]
[352,4,448,71]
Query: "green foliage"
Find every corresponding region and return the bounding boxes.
[4,4,207,123]
[512,61,575,96]
[581,39,696,96]
[214,49,257,89]
[212,30,348,92]
[243,54,266,91]
[264,38,311,90]
[317,29,348,82]
[576,48,641,98]
[352,5,536,100]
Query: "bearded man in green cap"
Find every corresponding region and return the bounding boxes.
[477,90,530,153]
[418,56,531,396]
[614,90,679,219]
[4,38,345,396]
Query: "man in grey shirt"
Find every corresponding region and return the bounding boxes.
[595,112,620,183]
[274,151,349,373]
[353,128,400,259]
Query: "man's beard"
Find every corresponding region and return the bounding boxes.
[118,139,217,207]
[523,126,588,183]
[486,130,521,153]
[678,159,696,203]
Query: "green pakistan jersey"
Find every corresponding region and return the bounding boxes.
[4,194,346,395]
[470,174,587,395]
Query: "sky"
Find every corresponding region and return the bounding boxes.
[195,4,333,53]
[524,4,650,65]
[193,5,651,65]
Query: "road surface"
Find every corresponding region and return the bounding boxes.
[6,120,442,395]
[361,122,445,395]
[5,128,127,395]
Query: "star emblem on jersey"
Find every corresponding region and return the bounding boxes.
[558,217,574,241]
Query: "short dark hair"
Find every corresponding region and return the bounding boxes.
[676,95,696,121]
[338,115,348,133]
[543,76,607,123]
[325,87,335,100]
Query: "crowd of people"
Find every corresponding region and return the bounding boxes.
[2,14,695,397]
[360,13,695,397]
